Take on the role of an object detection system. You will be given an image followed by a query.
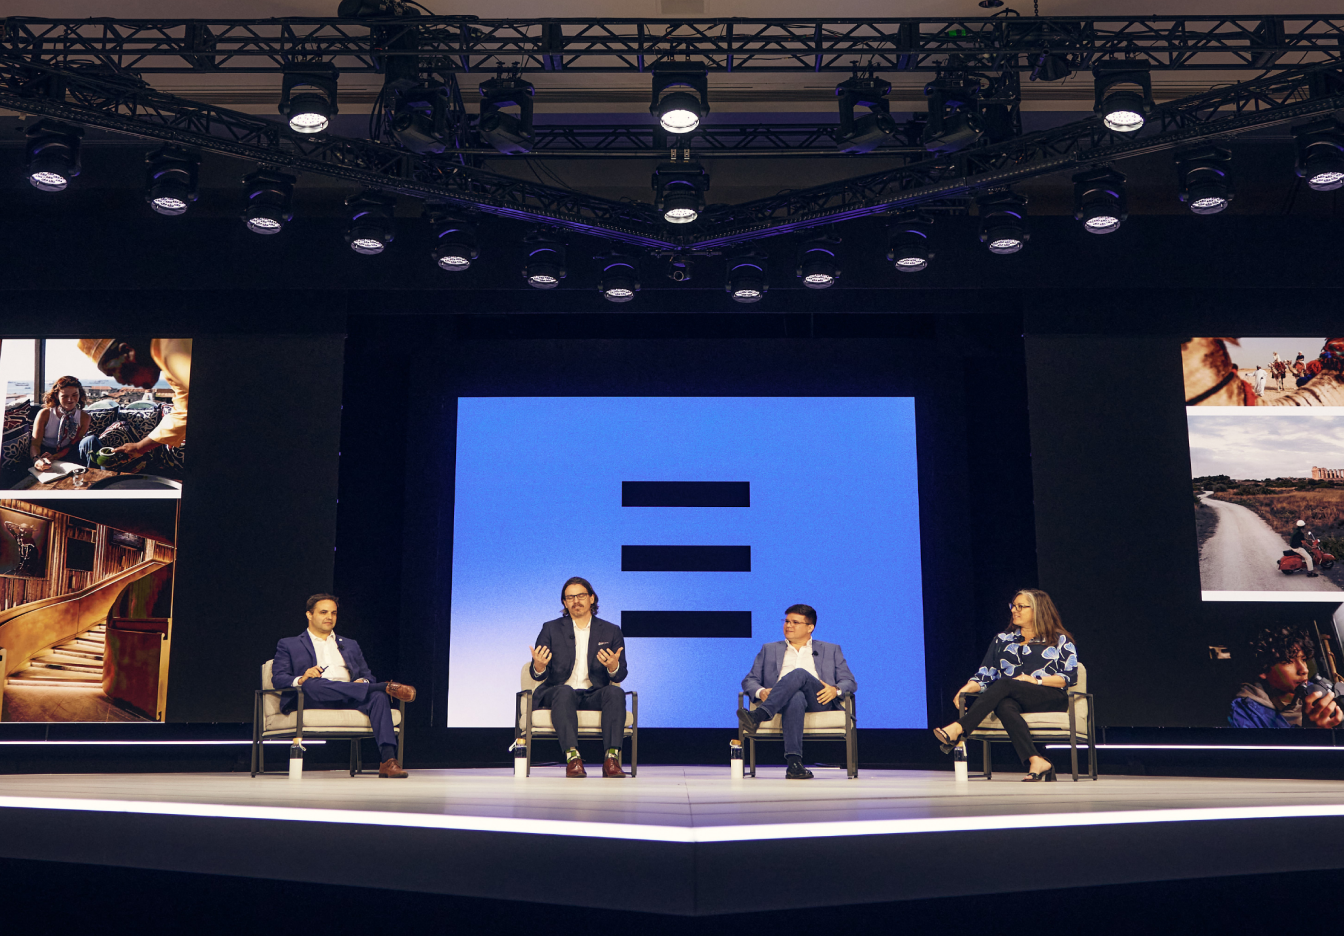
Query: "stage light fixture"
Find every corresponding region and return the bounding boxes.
[834,71,898,154]
[886,214,934,273]
[522,230,567,289]
[796,237,841,289]
[1177,146,1234,215]
[598,254,641,303]
[144,146,199,217]
[478,73,536,155]
[1029,51,1073,83]
[425,204,479,272]
[977,191,1029,255]
[1093,60,1154,133]
[343,190,397,255]
[1294,119,1344,192]
[279,64,339,134]
[652,159,708,224]
[1072,167,1128,235]
[240,169,296,234]
[24,120,83,192]
[921,73,984,155]
[725,253,768,304]
[391,84,454,155]
[650,63,709,135]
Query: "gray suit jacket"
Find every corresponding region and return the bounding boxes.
[741,639,857,699]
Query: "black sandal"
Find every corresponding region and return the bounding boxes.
[932,727,958,754]
[1022,766,1056,782]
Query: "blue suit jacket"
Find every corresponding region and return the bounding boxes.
[741,640,857,699]
[272,631,376,713]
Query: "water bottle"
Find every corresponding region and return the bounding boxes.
[953,740,969,782]
[729,738,744,780]
[288,740,305,780]
[513,739,528,778]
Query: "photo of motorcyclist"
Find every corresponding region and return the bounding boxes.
[1290,520,1319,577]
[1229,623,1344,728]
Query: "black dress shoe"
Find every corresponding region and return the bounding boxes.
[737,706,767,736]
[785,761,814,780]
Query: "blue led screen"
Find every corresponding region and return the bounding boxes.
[448,397,926,729]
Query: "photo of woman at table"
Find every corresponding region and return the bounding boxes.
[29,376,91,472]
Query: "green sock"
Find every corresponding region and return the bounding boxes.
[565,748,581,762]
[606,748,621,759]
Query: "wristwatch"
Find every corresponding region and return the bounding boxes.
[1034,674,1043,685]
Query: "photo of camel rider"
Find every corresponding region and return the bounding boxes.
[1229,623,1344,728]
[1290,520,1320,578]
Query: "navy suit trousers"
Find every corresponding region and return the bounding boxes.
[296,678,397,752]
[756,668,840,758]
[533,683,626,755]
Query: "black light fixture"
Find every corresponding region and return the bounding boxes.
[886,214,934,273]
[522,230,567,289]
[391,84,455,155]
[24,120,83,192]
[796,236,841,289]
[652,158,709,224]
[598,254,641,303]
[1294,119,1344,192]
[279,63,339,134]
[1072,167,1128,235]
[344,190,397,255]
[977,191,1029,255]
[1029,50,1073,83]
[1177,146,1234,215]
[1093,60,1153,134]
[650,63,709,135]
[665,254,694,282]
[241,169,296,235]
[834,70,898,154]
[478,72,536,155]
[422,204,478,272]
[144,146,199,217]
[725,252,768,304]
[921,72,984,154]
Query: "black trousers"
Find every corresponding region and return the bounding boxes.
[533,683,626,755]
[956,679,1068,765]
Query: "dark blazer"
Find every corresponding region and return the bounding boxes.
[531,615,628,689]
[741,640,857,700]
[272,630,376,713]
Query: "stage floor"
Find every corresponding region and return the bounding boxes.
[3,765,1344,914]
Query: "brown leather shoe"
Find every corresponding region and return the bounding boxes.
[378,757,408,778]
[603,755,627,778]
[385,682,417,703]
[565,756,587,778]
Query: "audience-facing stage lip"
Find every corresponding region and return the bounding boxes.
[3,766,1344,915]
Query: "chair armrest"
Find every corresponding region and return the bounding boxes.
[956,692,975,716]
[255,686,295,696]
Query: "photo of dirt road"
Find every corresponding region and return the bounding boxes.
[1197,493,1341,594]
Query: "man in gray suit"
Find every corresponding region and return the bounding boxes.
[737,604,857,779]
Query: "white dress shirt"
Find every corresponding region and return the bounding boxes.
[758,638,820,699]
[297,630,351,685]
[566,619,593,690]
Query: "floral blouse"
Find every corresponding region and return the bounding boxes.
[971,631,1080,690]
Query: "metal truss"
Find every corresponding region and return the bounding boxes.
[1,15,1342,76]
[1,53,1343,252]
[485,123,926,156]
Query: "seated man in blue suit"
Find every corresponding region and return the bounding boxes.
[272,594,417,778]
[526,576,629,778]
[737,604,857,779]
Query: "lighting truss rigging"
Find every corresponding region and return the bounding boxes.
[1,15,1342,75]
[1,53,1344,251]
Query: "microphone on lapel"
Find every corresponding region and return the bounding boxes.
[813,650,819,657]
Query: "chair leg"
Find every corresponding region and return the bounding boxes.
[525,725,533,778]
[396,701,406,766]
[983,739,992,779]
[749,736,757,777]
[350,739,358,777]
[1069,703,1080,781]
[259,737,266,775]
[631,727,638,778]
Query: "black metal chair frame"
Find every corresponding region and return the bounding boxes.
[250,684,406,777]
[515,686,638,777]
[956,687,1097,781]
[737,691,858,779]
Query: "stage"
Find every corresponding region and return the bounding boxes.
[3,765,1344,915]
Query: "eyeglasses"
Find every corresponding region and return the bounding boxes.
[1008,603,1032,612]
[562,593,592,602]
[782,619,813,626]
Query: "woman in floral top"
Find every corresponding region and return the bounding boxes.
[933,588,1080,782]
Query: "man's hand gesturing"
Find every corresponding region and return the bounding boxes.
[596,646,623,674]
[297,665,323,686]
[529,644,552,675]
